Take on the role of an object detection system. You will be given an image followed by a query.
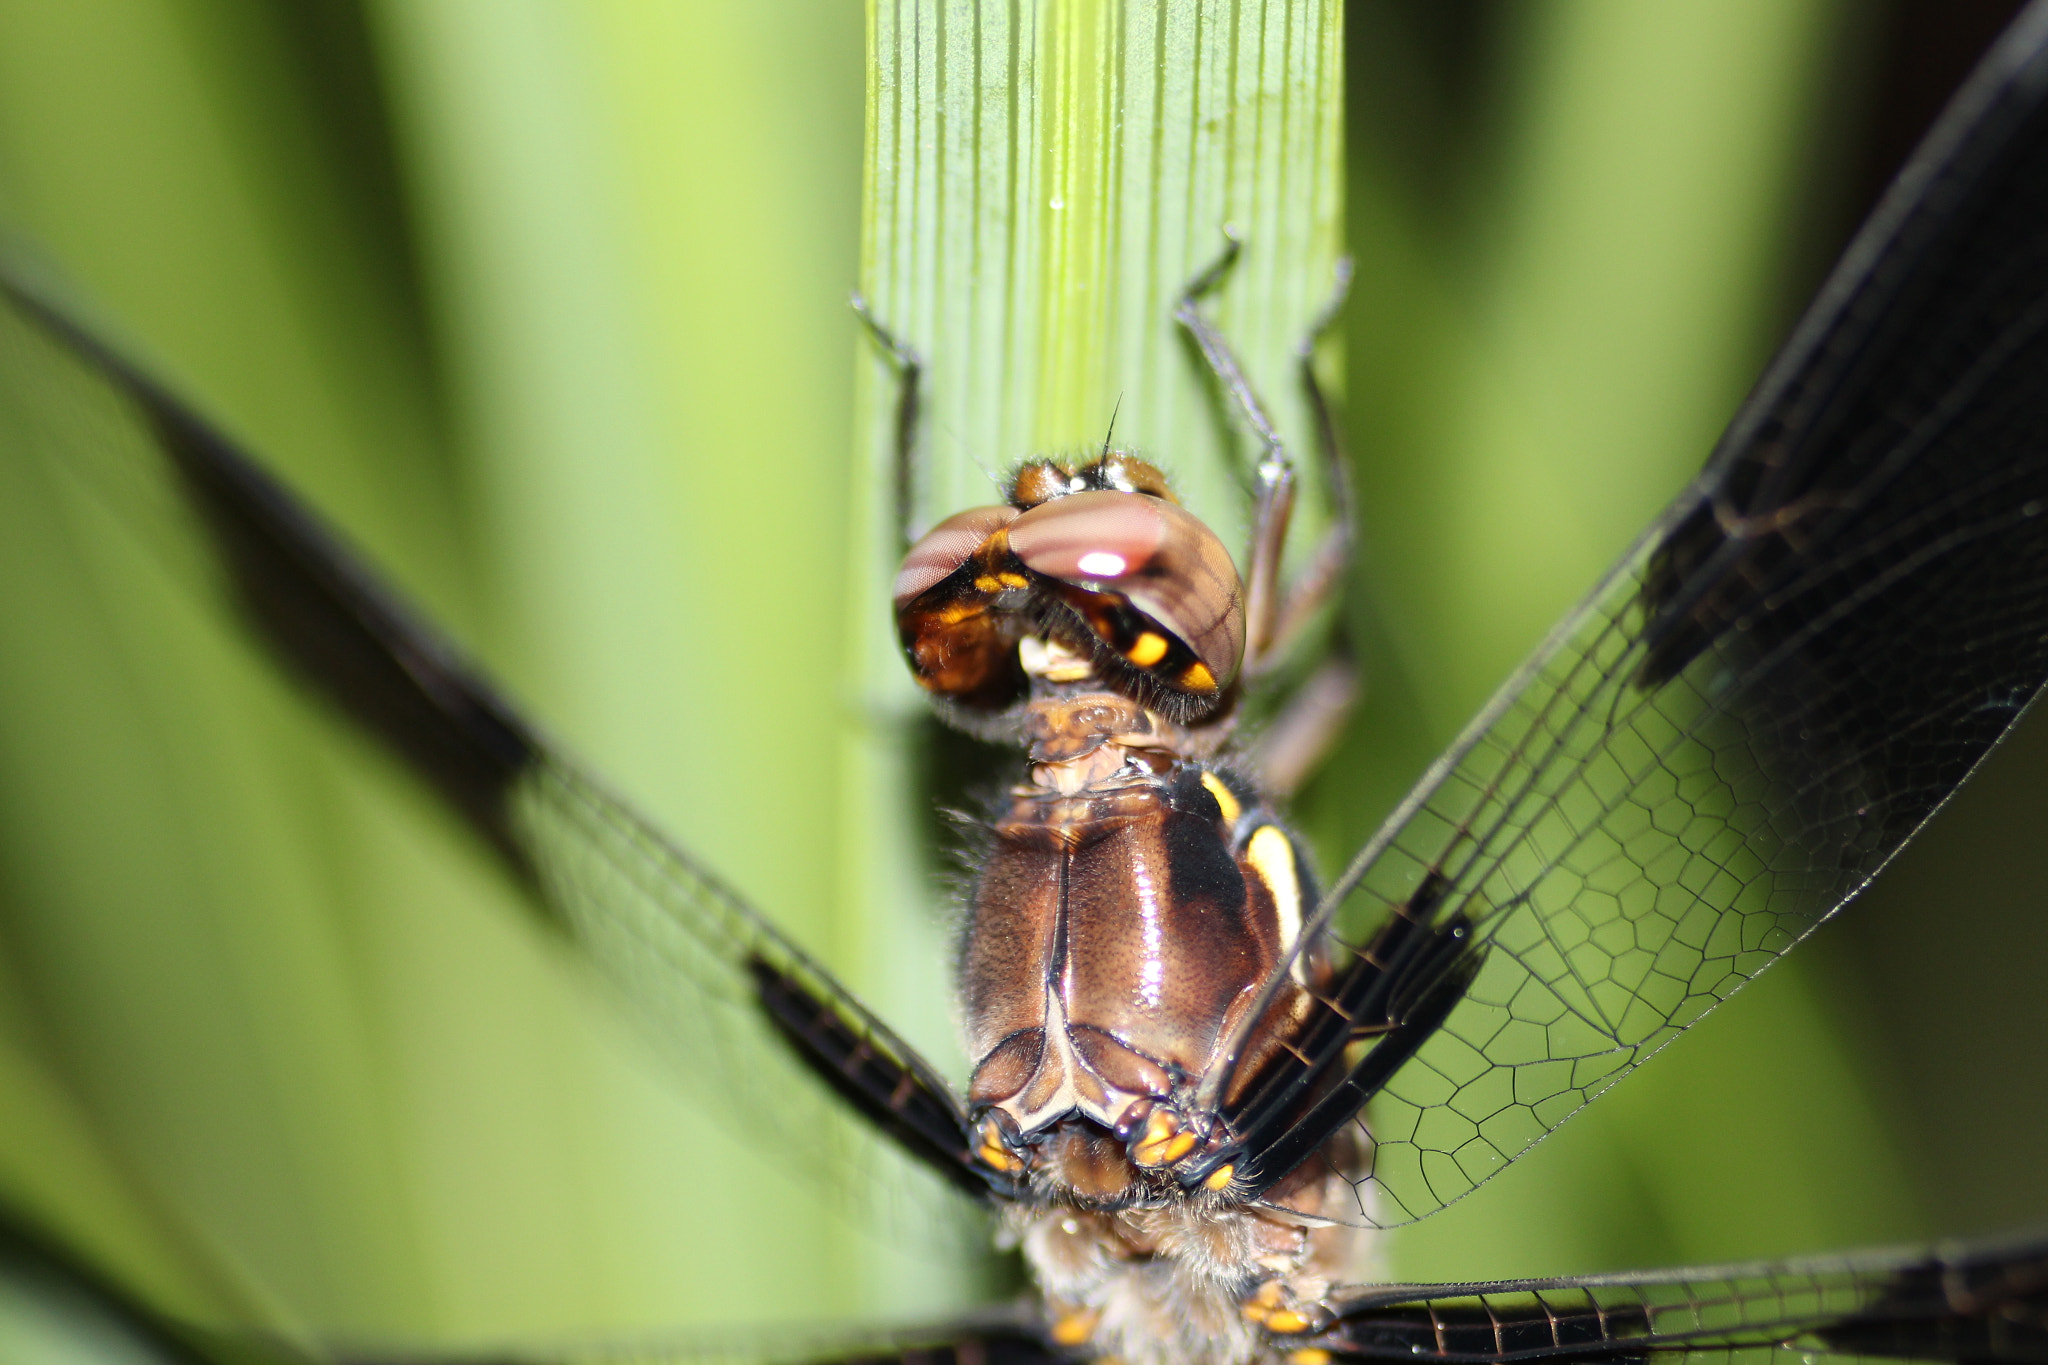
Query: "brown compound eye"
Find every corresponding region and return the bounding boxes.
[1007,489,1244,694]
[893,504,1020,607]
[893,504,1030,709]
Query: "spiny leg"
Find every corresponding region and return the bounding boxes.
[1176,239,1359,654]
[1177,244,1362,794]
[852,291,925,552]
[1266,257,1355,655]
[1249,656,1361,800]
[1175,235,1297,671]
[1256,259,1363,797]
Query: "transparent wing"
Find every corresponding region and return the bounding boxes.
[1199,0,2048,1225]
[0,1192,1052,1365]
[1316,1231,2048,1365]
[0,263,989,1239]
[11,1177,2044,1365]
[508,755,991,1209]
[331,1234,2048,1363]
[339,1309,1064,1365]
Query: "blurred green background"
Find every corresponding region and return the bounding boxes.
[0,0,2044,1359]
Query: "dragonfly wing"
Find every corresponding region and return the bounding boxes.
[509,756,993,1201]
[329,1236,2048,1364]
[1203,0,2048,1226]
[0,266,987,1219]
[334,1317,1064,1365]
[0,1195,1048,1365]
[1315,1232,2048,1364]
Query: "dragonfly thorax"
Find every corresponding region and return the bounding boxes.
[961,685,1322,1188]
[963,691,1368,1365]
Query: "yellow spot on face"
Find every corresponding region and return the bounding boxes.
[1125,630,1169,667]
[1051,1309,1100,1347]
[1265,1310,1312,1335]
[1201,771,1242,825]
[1289,1350,1332,1365]
[997,572,1030,590]
[1203,1163,1237,1191]
[1246,826,1304,964]
[1181,661,1217,692]
[1240,1302,1271,1327]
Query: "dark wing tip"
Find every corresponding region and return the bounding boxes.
[2,268,543,884]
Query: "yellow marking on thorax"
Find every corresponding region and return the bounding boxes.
[1200,771,1242,825]
[1050,1306,1100,1346]
[1130,1107,1197,1168]
[1246,824,1304,960]
[974,1115,1023,1173]
[1243,1281,1313,1333]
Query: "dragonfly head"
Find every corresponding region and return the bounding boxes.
[893,453,1246,735]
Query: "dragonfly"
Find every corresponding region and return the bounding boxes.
[5,5,2048,1365]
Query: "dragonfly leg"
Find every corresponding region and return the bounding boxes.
[1178,243,1359,792]
[1175,241,1356,678]
[1176,234,1293,671]
[1252,263,1362,795]
[1248,654,1361,800]
[1266,257,1356,662]
[852,291,925,551]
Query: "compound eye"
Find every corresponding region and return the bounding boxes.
[893,505,1020,606]
[1008,489,1244,691]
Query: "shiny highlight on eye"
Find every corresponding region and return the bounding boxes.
[1077,550,1128,577]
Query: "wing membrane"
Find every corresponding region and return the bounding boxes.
[1205,1,2048,1225]
[1317,1232,2048,1364]
[510,757,992,1200]
[328,1232,2048,1363]
[0,266,985,1225]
